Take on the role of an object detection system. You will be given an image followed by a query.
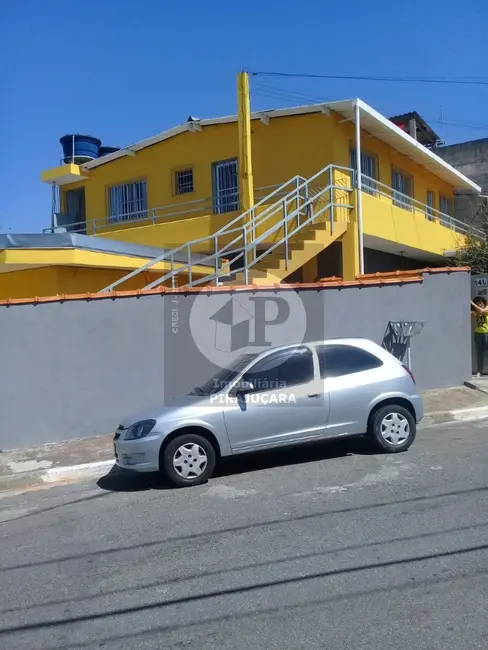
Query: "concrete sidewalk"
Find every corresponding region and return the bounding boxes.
[1,384,488,496]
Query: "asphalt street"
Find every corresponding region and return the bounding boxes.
[0,419,487,650]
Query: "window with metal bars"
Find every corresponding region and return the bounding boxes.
[174,168,194,195]
[439,195,453,217]
[212,158,239,214]
[426,190,435,220]
[391,168,413,211]
[108,181,147,222]
[349,148,378,195]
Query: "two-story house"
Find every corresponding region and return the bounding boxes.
[0,81,481,299]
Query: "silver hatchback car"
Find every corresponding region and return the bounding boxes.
[114,338,423,487]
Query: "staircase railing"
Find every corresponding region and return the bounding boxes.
[99,164,353,292]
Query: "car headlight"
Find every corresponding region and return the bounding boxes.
[125,419,156,440]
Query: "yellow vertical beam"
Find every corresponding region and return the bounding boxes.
[342,213,360,281]
[237,71,255,217]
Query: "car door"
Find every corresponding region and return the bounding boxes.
[316,344,385,436]
[223,345,330,452]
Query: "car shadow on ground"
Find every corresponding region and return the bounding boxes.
[97,435,376,494]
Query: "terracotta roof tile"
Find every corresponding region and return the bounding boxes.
[0,266,470,307]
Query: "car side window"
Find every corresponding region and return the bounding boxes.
[317,345,383,378]
[240,347,314,393]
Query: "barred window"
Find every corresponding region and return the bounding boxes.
[175,168,194,195]
[108,181,147,222]
[391,168,413,211]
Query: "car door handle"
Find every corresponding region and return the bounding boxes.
[308,393,322,399]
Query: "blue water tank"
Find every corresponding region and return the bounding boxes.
[60,134,101,164]
[99,146,121,157]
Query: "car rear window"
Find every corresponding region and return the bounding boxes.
[317,345,383,378]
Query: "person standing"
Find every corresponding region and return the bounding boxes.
[471,297,488,377]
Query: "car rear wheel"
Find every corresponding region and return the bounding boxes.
[368,404,416,453]
[161,433,216,488]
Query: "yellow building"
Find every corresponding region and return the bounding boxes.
[0,78,482,299]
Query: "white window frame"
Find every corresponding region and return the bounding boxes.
[174,168,194,195]
[108,180,147,223]
[350,147,378,195]
[212,158,239,214]
[391,167,414,211]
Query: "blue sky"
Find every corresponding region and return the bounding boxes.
[1,0,487,233]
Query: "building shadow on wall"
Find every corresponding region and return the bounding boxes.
[381,322,408,363]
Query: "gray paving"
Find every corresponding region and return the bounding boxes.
[0,420,487,649]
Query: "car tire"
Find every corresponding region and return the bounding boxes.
[368,404,416,453]
[161,433,216,488]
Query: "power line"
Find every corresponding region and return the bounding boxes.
[252,71,488,86]
[251,83,488,134]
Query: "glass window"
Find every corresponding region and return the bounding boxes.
[350,148,378,195]
[439,195,453,217]
[108,181,147,222]
[212,158,239,214]
[317,345,383,378]
[426,190,435,220]
[241,347,314,393]
[191,353,257,395]
[175,168,194,195]
[391,168,413,211]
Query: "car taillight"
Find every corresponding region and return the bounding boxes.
[402,364,416,384]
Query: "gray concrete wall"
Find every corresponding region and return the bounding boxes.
[436,140,488,230]
[437,139,488,191]
[0,270,471,450]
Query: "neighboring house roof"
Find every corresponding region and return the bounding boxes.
[82,98,481,193]
[388,111,442,147]
[0,232,210,265]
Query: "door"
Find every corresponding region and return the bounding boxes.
[212,159,239,214]
[223,345,329,452]
[316,344,385,435]
[64,188,86,233]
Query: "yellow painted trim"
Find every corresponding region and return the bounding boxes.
[41,164,88,184]
[0,249,210,276]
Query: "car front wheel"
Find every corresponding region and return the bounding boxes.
[161,433,216,487]
[368,404,416,453]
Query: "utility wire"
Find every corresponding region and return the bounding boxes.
[251,83,488,133]
[252,71,488,86]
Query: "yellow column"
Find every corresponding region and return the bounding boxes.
[342,212,360,281]
[237,71,254,216]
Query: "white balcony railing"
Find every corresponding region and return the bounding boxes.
[361,175,484,237]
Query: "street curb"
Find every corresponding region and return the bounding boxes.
[1,404,488,497]
[421,405,488,427]
[41,460,115,484]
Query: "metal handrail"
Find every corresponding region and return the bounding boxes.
[362,175,484,237]
[99,175,311,292]
[139,165,352,291]
[98,162,479,293]
[42,183,291,235]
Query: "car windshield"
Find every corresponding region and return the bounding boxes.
[189,354,257,396]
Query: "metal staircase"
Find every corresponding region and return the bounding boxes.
[99,164,354,293]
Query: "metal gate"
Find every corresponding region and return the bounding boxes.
[212,158,239,214]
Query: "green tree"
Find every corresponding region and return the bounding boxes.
[454,200,488,274]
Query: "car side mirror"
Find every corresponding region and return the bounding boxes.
[236,380,254,396]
